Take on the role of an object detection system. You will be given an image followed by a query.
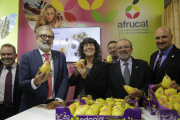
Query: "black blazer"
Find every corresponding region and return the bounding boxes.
[106,57,152,99]
[0,64,22,114]
[150,45,180,84]
[69,62,108,100]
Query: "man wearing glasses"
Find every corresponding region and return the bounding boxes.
[18,25,69,112]
[104,41,119,63]
[106,39,152,106]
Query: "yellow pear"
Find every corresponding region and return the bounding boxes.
[162,73,171,89]
[106,55,113,64]
[158,95,168,105]
[88,100,95,105]
[154,87,164,99]
[81,97,89,104]
[124,85,134,94]
[163,102,173,109]
[173,102,180,114]
[40,61,50,74]
[169,95,180,104]
[164,88,177,97]
[68,104,76,115]
[99,109,112,115]
[75,59,85,68]
[112,109,124,116]
[74,105,90,115]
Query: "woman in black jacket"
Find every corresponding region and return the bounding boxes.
[69,37,108,100]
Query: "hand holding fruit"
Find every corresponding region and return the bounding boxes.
[34,67,51,86]
[170,80,179,89]
[73,63,80,76]
[129,88,143,100]
[76,61,87,79]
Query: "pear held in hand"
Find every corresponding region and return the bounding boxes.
[162,73,171,89]
[40,61,50,74]
[75,59,85,68]
[106,55,113,64]
[124,85,134,94]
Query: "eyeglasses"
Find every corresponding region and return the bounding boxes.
[108,46,117,51]
[38,34,54,40]
[117,45,131,50]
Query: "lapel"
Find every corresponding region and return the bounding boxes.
[33,49,43,67]
[129,58,139,86]
[0,66,3,75]
[150,51,158,70]
[88,63,99,76]
[156,45,178,76]
[13,63,19,96]
[51,50,58,83]
[115,61,126,85]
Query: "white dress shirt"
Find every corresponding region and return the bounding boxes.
[119,57,132,76]
[0,63,17,103]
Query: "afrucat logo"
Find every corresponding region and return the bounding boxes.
[125,0,140,19]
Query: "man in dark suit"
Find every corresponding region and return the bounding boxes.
[150,27,180,88]
[0,44,22,120]
[106,39,152,101]
[18,25,69,112]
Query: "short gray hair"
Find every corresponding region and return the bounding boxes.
[117,38,132,48]
[1,43,16,54]
[35,25,54,37]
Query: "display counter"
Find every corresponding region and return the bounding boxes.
[6,104,158,120]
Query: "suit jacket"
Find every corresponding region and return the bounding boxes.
[150,45,180,84]
[0,64,22,114]
[106,57,152,100]
[18,49,69,112]
[69,62,108,100]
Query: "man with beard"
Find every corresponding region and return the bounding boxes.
[0,44,22,120]
[106,39,152,105]
[104,41,119,63]
[18,25,69,112]
[150,27,180,88]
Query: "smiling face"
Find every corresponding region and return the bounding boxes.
[36,29,54,53]
[155,27,173,52]
[117,40,132,62]
[1,46,17,67]
[108,43,117,58]
[46,7,56,22]
[83,43,96,57]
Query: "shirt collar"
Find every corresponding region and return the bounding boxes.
[120,57,132,67]
[3,62,17,70]
[38,48,51,56]
[158,44,173,55]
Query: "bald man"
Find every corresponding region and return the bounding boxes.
[150,27,180,89]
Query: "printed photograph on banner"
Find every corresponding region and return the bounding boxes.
[0,14,17,40]
[23,0,65,32]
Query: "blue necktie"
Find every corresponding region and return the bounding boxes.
[154,53,164,74]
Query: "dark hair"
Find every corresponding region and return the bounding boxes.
[1,43,16,54]
[107,41,117,48]
[78,37,102,64]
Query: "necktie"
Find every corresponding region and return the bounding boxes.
[124,62,130,85]
[43,54,52,99]
[4,67,12,107]
[154,53,164,74]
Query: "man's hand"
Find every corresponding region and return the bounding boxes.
[170,80,179,89]
[73,63,80,76]
[76,62,87,79]
[103,59,107,63]
[34,67,51,86]
[128,88,143,100]
[45,100,61,110]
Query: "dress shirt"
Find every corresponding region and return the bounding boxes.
[0,63,17,103]
[119,57,132,76]
[31,49,63,102]
[153,45,173,70]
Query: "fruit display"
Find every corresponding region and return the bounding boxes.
[40,61,50,74]
[75,59,85,68]
[144,73,180,119]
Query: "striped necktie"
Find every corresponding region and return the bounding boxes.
[154,53,164,74]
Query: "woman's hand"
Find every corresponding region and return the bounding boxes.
[55,15,62,28]
[76,62,87,79]
[73,63,80,76]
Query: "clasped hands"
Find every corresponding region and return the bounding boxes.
[73,61,87,79]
